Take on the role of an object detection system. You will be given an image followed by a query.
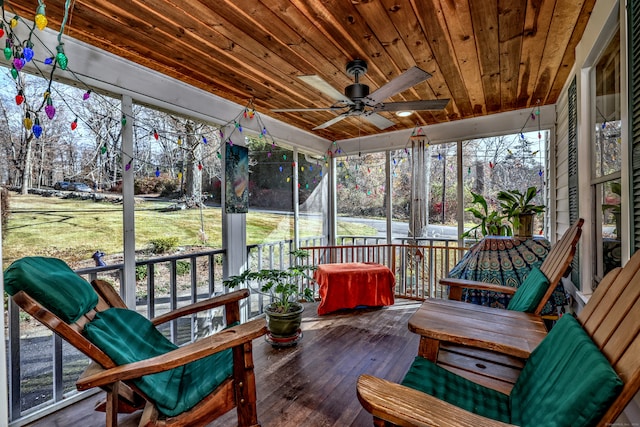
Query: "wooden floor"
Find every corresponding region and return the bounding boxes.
[27,299,422,427]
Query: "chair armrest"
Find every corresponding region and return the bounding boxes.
[150,289,250,326]
[440,277,517,300]
[356,374,515,427]
[76,317,266,390]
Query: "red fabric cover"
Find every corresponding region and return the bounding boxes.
[314,262,395,315]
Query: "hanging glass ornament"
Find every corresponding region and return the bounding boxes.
[23,43,34,62]
[4,39,12,60]
[23,112,33,130]
[35,4,48,30]
[45,96,56,119]
[55,44,68,70]
[71,118,78,130]
[32,118,42,138]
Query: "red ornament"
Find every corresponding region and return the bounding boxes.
[153,129,159,140]
[198,163,203,171]
[71,119,78,130]
[15,93,24,105]
[489,161,494,169]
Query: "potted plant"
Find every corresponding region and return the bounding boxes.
[497,186,545,238]
[223,249,316,347]
[461,191,512,239]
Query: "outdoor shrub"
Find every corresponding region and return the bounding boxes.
[135,265,148,281]
[175,260,190,276]
[149,237,179,254]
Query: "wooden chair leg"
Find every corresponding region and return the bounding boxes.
[234,342,261,427]
[105,382,119,427]
[417,336,440,362]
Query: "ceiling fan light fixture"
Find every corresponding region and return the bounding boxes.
[396,110,413,117]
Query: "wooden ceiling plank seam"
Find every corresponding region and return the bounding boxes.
[380,0,450,97]
[202,0,392,134]
[309,0,406,91]
[153,0,342,110]
[468,0,501,113]
[13,1,256,104]
[3,0,596,141]
[353,0,439,124]
[437,0,486,116]
[497,0,527,111]
[207,0,353,95]
[544,0,597,104]
[516,0,557,109]
[530,0,589,104]
[60,1,296,105]
[413,0,474,118]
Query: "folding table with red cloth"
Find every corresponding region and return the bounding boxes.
[314,262,395,315]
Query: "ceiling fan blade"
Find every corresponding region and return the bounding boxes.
[313,114,349,130]
[362,113,395,130]
[298,75,352,103]
[272,107,348,112]
[373,99,450,112]
[366,66,432,105]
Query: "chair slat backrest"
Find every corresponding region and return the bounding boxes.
[534,218,584,315]
[576,249,640,426]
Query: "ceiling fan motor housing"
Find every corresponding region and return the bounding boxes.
[345,83,370,101]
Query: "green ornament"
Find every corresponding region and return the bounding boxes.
[10,67,18,79]
[4,41,11,60]
[121,114,127,126]
[55,44,67,70]
[100,145,107,155]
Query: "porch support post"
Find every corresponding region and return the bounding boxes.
[457,140,464,245]
[121,95,136,309]
[328,156,337,248]
[293,148,300,249]
[0,191,8,426]
[386,150,393,244]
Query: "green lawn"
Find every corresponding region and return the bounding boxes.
[2,193,376,267]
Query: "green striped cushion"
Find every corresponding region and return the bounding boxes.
[507,266,549,312]
[401,356,511,423]
[3,257,98,323]
[83,307,233,417]
[510,314,623,427]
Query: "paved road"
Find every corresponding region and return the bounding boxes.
[337,216,458,240]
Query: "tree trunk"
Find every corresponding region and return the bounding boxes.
[20,134,34,195]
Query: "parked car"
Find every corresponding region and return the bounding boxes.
[53,181,70,190]
[69,182,92,192]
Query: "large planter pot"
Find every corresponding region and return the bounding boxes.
[515,213,535,238]
[265,302,304,347]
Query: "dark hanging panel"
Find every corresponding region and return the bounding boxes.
[568,76,580,288]
[629,0,640,253]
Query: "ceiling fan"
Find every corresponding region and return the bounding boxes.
[272,59,449,130]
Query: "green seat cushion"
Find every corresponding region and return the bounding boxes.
[401,356,511,423]
[507,266,549,312]
[83,307,233,417]
[3,256,98,323]
[510,314,623,427]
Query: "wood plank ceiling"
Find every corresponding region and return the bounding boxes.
[6,0,596,141]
